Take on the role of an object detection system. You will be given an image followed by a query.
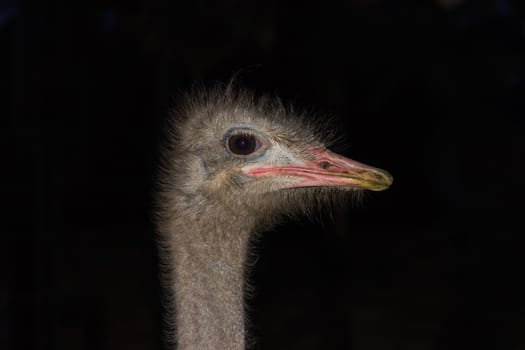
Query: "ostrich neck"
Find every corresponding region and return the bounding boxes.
[166,197,257,350]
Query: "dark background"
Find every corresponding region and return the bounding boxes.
[3,0,525,349]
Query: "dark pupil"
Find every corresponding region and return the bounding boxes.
[228,134,256,155]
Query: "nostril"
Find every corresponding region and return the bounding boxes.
[319,161,331,169]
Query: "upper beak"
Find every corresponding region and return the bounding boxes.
[244,147,393,191]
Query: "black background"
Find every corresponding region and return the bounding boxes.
[3,0,525,349]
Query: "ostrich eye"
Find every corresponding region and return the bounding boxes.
[227,134,261,155]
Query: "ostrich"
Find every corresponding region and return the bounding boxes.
[156,85,392,350]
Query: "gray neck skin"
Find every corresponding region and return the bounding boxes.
[164,194,257,350]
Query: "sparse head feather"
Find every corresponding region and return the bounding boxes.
[170,84,340,151]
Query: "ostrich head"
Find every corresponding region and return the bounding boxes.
[157,85,393,350]
[160,86,392,223]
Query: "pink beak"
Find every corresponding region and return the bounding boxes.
[244,147,393,191]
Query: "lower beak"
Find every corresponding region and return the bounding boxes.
[245,147,393,191]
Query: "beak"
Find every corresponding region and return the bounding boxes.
[244,147,393,191]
